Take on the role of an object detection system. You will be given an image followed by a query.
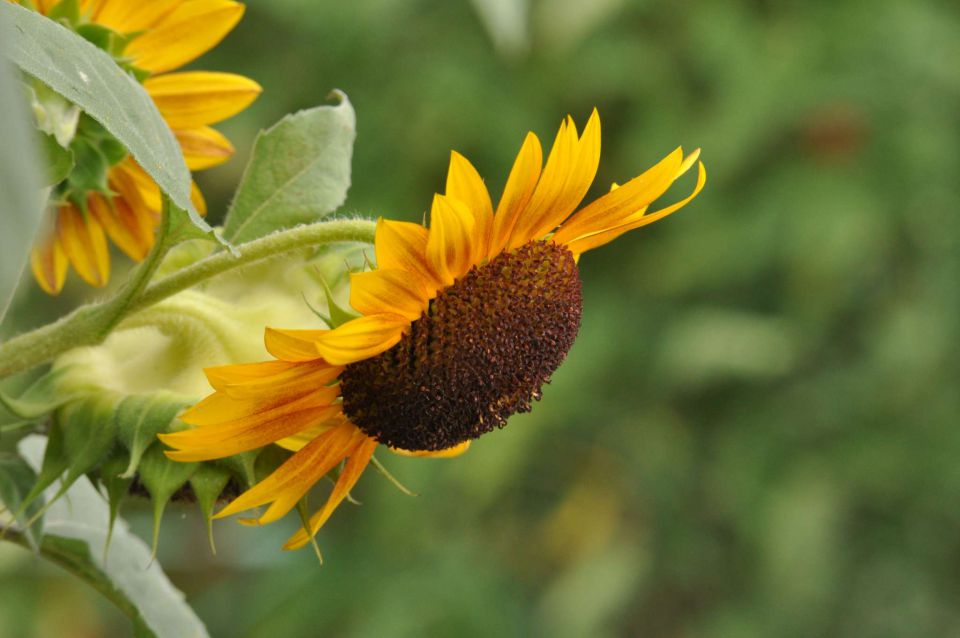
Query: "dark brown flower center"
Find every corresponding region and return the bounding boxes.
[341,240,583,451]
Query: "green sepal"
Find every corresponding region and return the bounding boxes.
[189,464,231,553]
[66,135,110,194]
[98,453,132,559]
[114,393,190,479]
[18,419,68,512]
[39,131,75,186]
[136,443,197,559]
[74,23,130,58]
[220,449,260,489]
[0,453,45,550]
[58,394,121,492]
[320,278,360,327]
[47,0,80,26]
[0,368,81,421]
[253,444,293,483]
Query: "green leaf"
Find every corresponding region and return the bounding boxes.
[0,453,45,550]
[0,2,197,217]
[136,443,197,558]
[223,92,356,244]
[114,393,189,479]
[0,19,46,323]
[189,464,231,553]
[38,131,74,185]
[18,435,210,638]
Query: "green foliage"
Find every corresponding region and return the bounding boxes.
[222,92,356,244]
[38,132,74,186]
[0,454,44,550]
[114,393,189,479]
[0,2,197,219]
[137,444,198,558]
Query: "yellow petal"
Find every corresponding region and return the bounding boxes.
[390,440,471,458]
[204,360,342,401]
[109,161,156,218]
[349,268,428,321]
[145,71,261,129]
[490,132,542,258]
[276,421,339,452]
[176,127,235,170]
[509,110,601,248]
[179,382,339,427]
[88,193,154,261]
[553,147,685,245]
[264,328,325,362]
[313,314,409,365]
[283,435,378,550]
[125,0,244,74]
[426,194,477,286]
[56,204,109,288]
[566,161,706,255]
[30,228,68,295]
[374,218,440,292]
[93,0,178,32]
[215,422,363,523]
[446,151,493,258]
[191,180,207,216]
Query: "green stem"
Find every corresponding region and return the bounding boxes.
[0,218,376,379]
[2,527,146,629]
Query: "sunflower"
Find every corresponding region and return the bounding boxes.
[25,0,260,294]
[159,111,706,551]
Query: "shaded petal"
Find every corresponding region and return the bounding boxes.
[374,218,440,292]
[30,228,68,295]
[145,71,261,129]
[179,383,339,427]
[510,109,601,246]
[204,360,342,401]
[349,268,428,320]
[566,161,706,255]
[93,0,178,32]
[446,151,493,257]
[88,193,154,261]
[264,328,326,362]
[553,147,685,245]
[490,132,542,258]
[176,126,235,170]
[283,435,378,550]
[425,194,477,286]
[215,421,363,523]
[57,204,109,287]
[313,314,410,365]
[390,441,471,458]
[191,180,207,216]
[125,0,244,74]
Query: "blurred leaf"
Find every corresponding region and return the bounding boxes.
[136,443,197,558]
[0,453,44,550]
[222,92,355,244]
[0,16,45,323]
[114,393,189,479]
[18,435,210,638]
[0,2,197,217]
[189,464,231,553]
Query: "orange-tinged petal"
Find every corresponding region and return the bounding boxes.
[566,161,706,255]
[56,204,109,288]
[179,383,339,427]
[205,360,342,401]
[390,441,471,458]
[93,0,178,32]
[30,229,68,295]
[145,72,261,129]
[490,131,543,258]
[276,421,339,452]
[264,328,325,362]
[426,194,477,286]
[446,151,493,258]
[175,127,235,170]
[125,0,244,74]
[313,314,409,365]
[509,111,601,247]
[214,422,363,523]
[349,268,428,321]
[88,193,154,261]
[553,147,685,245]
[374,218,440,292]
[191,180,207,216]
[283,435,378,550]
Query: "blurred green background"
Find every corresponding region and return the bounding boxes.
[3,0,960,636]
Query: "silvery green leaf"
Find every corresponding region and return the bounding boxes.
[223,92,356,244]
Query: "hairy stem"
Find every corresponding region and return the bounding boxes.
[0,218,377,379]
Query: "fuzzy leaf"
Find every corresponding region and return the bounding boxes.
[0,453,45,550]
[0,367,83,420]
[136,444,197,558]
[222,92,356,244]
[0,2,197,216]
[189,464,231,553]
[19,435,210,638]
[114,393,189,479]
[0,17,45,322]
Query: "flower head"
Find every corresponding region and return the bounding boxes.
[160,111,705,550]
[27,0,260,294]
